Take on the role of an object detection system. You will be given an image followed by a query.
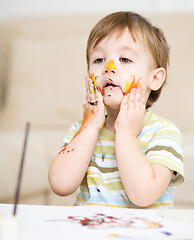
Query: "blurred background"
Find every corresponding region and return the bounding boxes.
[1,0,194,19]
[0,0,193,208]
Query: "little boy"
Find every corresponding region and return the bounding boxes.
[49,11,184,208]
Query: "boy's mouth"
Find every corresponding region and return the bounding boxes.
[102,78,121,90]
[102,78,123,96]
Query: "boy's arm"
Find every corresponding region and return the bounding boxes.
[49,123,100,196]
[115,87,173,207]
[48,76,105,196]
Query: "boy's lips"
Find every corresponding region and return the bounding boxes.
[102,78,122,91]
[102,78,123,96]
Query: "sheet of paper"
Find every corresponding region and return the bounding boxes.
[0,204,194,240]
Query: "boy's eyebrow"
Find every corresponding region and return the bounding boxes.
[91,45,103,53]
[119,46,138,56]
[91,45,138,56]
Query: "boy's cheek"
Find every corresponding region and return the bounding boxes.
[139,78,149,91]
[89,64,98,73]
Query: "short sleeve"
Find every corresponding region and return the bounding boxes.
[145,122,184,186]
[62,121,82,148]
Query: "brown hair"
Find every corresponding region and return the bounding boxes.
[86,11,170,108]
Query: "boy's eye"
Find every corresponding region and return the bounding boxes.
[94,58,105,63]
[120,57,133,63]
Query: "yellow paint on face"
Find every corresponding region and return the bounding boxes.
[124,75,135,93]
[105,59,115,72]
[124,81,132,93]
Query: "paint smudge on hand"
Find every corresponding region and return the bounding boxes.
[124,75,142,94]
[89,72,97,94]
[57,74,103,156]
[57,111,92,156]
[58,145,75,155]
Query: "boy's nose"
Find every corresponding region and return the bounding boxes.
[105,59,116,73]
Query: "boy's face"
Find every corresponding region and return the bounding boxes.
[89,28,157,108]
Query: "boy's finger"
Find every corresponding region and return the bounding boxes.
[93,87,103,107]
[136,87,146,110]
[141,90,146,105]
[135,87,142,103]
[82,104,86,113]
[120,93,129,111]
[128,88,136,109]
[135,87,143,109]
[85,76,96,105]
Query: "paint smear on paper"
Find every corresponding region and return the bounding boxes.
[61,213,162,229]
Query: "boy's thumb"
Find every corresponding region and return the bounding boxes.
[82,104,86,113]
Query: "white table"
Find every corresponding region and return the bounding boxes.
[0,204,194,240]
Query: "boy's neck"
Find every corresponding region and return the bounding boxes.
[104,107,120,133]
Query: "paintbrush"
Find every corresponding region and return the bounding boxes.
[13,122,30,216]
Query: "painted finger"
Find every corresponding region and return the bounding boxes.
[85,77,95,108]
[120,93,129,111]
[85,76,90,104]
[92,87,103,108]
[89,72,97,94]
[86,77,96,105]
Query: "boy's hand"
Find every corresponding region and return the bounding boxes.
[115,87,146,137]
[84,75,105,131]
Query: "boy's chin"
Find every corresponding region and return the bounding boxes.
[102,87,124,108]
[103,95,122,108]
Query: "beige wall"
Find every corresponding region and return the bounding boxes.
[1,0,194,20]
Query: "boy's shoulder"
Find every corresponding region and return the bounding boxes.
[69,120,82,130]
[62,120,82,145]
[145,110,182,136]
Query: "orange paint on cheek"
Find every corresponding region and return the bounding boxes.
[124,75,142,94]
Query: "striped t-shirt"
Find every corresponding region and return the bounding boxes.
[62,110,184,208]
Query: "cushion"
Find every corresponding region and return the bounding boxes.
[1,37,87,128]
[0,129,48,200]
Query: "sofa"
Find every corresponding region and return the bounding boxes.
[0,13,193,208]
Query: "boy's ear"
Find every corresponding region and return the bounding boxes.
[149,67,166,91]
